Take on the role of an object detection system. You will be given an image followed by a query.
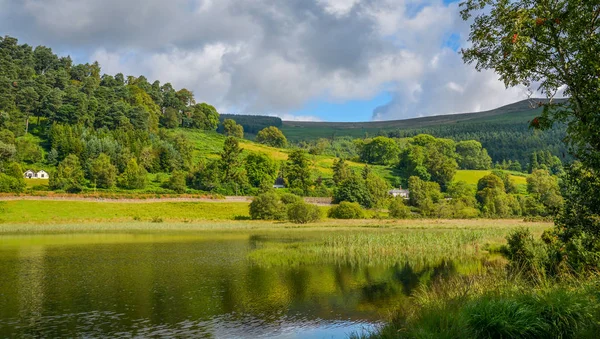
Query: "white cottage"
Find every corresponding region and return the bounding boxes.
[23,170,49,179]
[23,170,35,179]
[389,188,409,199]
[36,170,49,179]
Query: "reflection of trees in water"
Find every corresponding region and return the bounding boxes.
[360,260,460,303]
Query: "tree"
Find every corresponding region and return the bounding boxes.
[50,154,85,192]
[527,169,563,215]
[491,170,518,194]
[189,103,219,130]
[356,136,400,165]
[220,137,247,192]
[167,170,187,194]
[256,126,287,148]
[364,171,390,210]
[245,152,277,188]
[333,174,371,207]
[89,153,117,189]
[332,158,352,184]
[223,119,244,138]
[462,1,600,170]
[285,149,312,194]
[118,158,147,189]
[408,176,442,217]
[476,174,511,218]
[456,140,492,170]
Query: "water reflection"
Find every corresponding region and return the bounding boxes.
[0,233,467,338]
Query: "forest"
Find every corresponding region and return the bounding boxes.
[0,35,564,221]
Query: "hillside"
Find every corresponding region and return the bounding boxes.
[278,99,569,166]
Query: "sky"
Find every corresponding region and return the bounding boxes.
[0,0,534,122]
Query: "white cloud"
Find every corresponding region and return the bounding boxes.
[1,0,531,121]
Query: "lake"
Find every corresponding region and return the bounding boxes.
[0,230,483,338]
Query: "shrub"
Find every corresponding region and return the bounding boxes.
[287,201,321,224]
[328,202,365,219]
[249,192,286,220]
[167,170,187,193]
[389,197,411,219]
[279,192,303,205]
[0,173,26,193]
[505,228,548,280]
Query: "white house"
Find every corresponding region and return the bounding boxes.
[389,188,409,199]
[23,170,49,179]
[23,170,35,179]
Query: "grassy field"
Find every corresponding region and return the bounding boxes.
[454,170,528,186]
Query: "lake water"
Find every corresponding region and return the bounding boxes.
[0,232,462,338]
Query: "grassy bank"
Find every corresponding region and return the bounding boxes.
[365,274,600,338]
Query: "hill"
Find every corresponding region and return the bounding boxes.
[278,99,569,166]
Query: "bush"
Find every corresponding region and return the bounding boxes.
[0,173,26,193]
[167,170,187,193]
[328,201,365,219]
[389,197,411,219]
[505,228,549,280]
[287,201,321,224]
[249,192,286,220]
[279,192,303,205]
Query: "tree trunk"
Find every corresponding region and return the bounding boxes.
[25,116,29,134]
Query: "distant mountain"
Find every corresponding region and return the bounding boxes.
[282,98,567,131]
[279,98,569,166]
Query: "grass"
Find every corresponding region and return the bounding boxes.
[454,169,528,186]
[366,274,600,338]
[0,200,252,223]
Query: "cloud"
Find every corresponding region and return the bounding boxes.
[0,0,531,121]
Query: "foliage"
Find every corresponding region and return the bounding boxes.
[118,158,147,190]
[355,136,399,165]
[476,174,512,218]
[408,176,442,217]
[256,126,288,148]
[49,154,85,192]
[286,201,321,224]
[219,114,282,135]
[219,137,247,191]
[456,140,492,170]
[398,134,458,189]
[0,162,26,193]
[222,118,244,138]
[554,163,600,273]
[333,173,372,208]
[89,153,117,189]
[526,169,563,216]
[245,152,277,188]
[327,201,365,219]
[285,149,312,195]
[167,170,187,194]
[249,192,287,220]
[332,158,352,184]
[460,0,599,172]
[388,197,411,219]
